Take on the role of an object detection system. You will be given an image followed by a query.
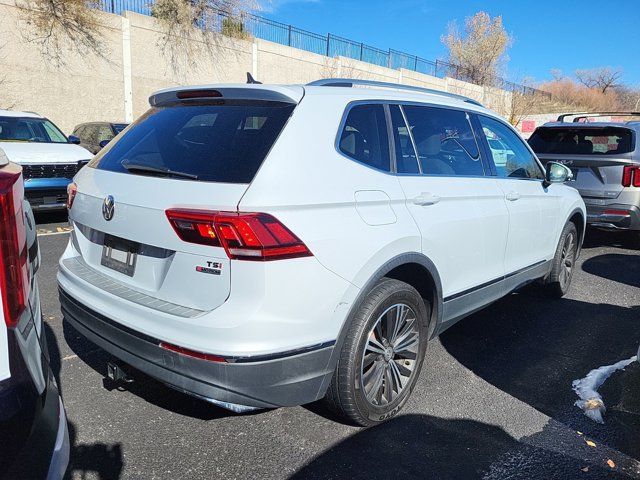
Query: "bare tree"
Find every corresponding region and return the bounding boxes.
[441,11,512,86]
[575,67,622,93]
[320,56,361,80]
[152,0,256,73]
[17,0,104,66]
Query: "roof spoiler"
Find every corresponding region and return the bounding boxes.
[149,85,301,107]
[557,112,640,122]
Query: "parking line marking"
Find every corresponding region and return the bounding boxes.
[37,226,73,236]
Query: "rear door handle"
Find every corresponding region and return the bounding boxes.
[505,191,520,201]
[413,193,441,206]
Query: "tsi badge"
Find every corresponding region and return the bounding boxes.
[196,261,223,276]
[102,195,115,221]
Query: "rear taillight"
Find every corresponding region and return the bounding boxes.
[166,209,313,261]
[66,182,77,209]
[622,165,640,187]
[0,164,30,328]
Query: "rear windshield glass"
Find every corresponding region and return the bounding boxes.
[528,127,634,155]
[93,103,295,183]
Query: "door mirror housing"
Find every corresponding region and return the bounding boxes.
[544,161,572,186]
[68,135,81,145]
[99,139,110,149]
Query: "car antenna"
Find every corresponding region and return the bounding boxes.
[246,72,262,84]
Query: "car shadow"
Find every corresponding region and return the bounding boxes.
[439,290,640,460]
[582,253,640,289]
[43,323,125,479]
[582,227,640,251]
[289,414,632,480]
[62,319,262,422]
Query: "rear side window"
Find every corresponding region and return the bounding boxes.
[339,104,391,172]
[390,105,419,174]
[528,127,634,155]
[93,103,295,183]
[402,105,483,176]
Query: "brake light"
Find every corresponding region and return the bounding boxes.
[622,165,640,187]
[166,209,313,261]
[159,342,226,363]
[66,182,77,209]
[0,164,30,328]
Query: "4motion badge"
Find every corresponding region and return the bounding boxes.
[196,261,223,275]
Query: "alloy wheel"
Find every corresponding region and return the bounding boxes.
[360,303,420,406]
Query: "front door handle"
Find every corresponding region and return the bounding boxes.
[413,193,441,206]
[505,191,520,201]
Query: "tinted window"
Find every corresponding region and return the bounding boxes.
[113,123,128,134]
[97,125,114,143]
[528,127,634,155]
[339,104,391,172]
[0,117,67,143]
[402,105,483,176]
[390,105,419,174]
[82,124,100,144]
[93,103,295,183]
[479,115,543,180]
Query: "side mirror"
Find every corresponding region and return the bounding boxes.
[68,135,81,145]
[544,161,573,186]
[99,139,110,149]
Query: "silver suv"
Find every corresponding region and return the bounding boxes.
[528,112,640,237]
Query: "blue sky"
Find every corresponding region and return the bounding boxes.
[261,0,640,86]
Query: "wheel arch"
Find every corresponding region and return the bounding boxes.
[315,253,443,400]
[567,207,586,255]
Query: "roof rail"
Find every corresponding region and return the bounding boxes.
[307,78,484,107]
[557,112,640,122]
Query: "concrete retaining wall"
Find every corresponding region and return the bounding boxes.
[0,0,515,133]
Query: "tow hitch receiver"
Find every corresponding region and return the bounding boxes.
[106,362,133,384]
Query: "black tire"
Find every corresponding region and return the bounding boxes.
[544,222,578,298]
[323,278,430,427]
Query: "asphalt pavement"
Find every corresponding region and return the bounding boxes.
[35,212,640,480]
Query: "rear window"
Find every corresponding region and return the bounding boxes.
[92,103,295,183]
[528,127,634,155]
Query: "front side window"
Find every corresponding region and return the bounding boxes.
[92,102,295,183]
[479,115,544,180]
[0,117,67,143]
[402,105,484,176]
[339,104,391,172]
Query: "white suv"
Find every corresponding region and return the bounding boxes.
[58,79,585,426]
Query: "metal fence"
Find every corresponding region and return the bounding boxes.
[99,1,550,99]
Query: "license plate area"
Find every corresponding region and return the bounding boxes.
[101,234,139,277]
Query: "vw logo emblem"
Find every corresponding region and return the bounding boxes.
[102,195,115,221]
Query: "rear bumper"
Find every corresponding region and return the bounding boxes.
[585,203,640,231]
[59,287,335,410]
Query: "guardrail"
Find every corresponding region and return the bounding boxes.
[99,1,550,99]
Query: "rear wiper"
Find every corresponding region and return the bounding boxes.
[121,160,198,180]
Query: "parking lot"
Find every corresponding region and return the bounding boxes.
[33,213,639,480]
